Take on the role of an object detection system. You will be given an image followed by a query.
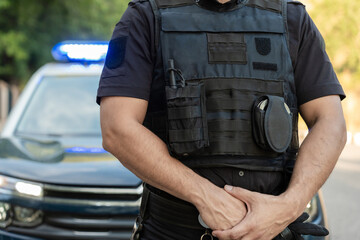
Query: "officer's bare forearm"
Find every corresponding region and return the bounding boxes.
[101,96,247,230]
[105,120,212,204]
[281,95,346,216]
[100,98,212,205]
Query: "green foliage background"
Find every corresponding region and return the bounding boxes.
[307,0,359,89]
[0,0,129,84]
[306,0,360,131]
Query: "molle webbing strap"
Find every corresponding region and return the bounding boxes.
[209,131,252,140]
[167,106,202,120]
[207,98,254,111]
[208,141,277,156]
[205,79,283,96]
[208,119,251,132]
[166,85,202,100]
[207,111,252,121]
[169,128,204,142]
[155,0,194,8]
[246,0,282,13]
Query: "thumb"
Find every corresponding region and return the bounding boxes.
[224,185,254,202]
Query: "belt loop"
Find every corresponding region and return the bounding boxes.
[140,183,151,220]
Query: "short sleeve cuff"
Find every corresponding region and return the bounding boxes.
[96,86,150,105]
[297,83,346,106]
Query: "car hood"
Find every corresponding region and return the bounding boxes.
[0,136,141,187]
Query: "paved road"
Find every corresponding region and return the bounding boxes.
[322,145,360,239]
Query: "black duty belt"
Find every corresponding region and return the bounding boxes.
[143,184,204,230]
[141,185,325,240]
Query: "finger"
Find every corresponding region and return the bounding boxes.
[213,228,243,240]
[294,212,309,223]
[213,217,252,239]
[224,185,255,202]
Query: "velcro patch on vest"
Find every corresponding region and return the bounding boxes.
[255,38,271,56]
[105,37,127,69]
[155,0,194,8]
[253,62,278,71]
[207,33,247,64]
[246,0,282,13]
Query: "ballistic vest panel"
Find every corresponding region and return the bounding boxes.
[146,0,299,171]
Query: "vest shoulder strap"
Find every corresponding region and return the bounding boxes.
[287,0,304,6]
[154,0,194,8]
[246,0,282,13]
[149,0,160,50]
[281,0,290,49]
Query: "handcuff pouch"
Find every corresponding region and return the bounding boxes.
[252,95,292,153]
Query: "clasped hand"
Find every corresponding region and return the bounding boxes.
[200,185,296,240]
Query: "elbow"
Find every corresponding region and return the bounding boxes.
[101,126,119,154]
[102,136,112,153]
[102,131,114,154]
[101,123,131,156]
[329,112,347,150]
[339,117,347,148]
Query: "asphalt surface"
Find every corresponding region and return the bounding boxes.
[322,145,360,239]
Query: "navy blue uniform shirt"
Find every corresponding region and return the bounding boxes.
[96,0,347,200]
[97,0,345,105]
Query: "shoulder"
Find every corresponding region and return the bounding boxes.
[286,0,306,19]
[286,0,307,25]
[129,0,151,6]
[120,0,153,25]
[286,0,304,6]
[113,0,154,38]
[286,0,312,44]
[128,0,153,12]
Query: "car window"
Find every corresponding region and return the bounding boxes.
[16,76,101,136]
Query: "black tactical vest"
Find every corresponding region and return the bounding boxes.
[146,0,299,171]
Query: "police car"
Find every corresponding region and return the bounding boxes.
[0,41,142,240]
[0,41,327,240]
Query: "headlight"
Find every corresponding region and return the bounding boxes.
[15,182,43,197]
[0,174,43,198]
[305,196,318,222]
[0,174,44,228]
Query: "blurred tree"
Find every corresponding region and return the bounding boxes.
[0,0,129,84]
[308,0,360,88]
[307,0,360,131]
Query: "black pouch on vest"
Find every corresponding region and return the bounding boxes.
[252,95,292,153]
[166,82,209,155]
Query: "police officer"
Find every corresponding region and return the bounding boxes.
[98,0,346,239]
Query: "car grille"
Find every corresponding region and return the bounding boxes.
[6,184,143,240]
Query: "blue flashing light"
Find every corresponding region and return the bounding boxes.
[52,41,108,62]
[65,147,108,154]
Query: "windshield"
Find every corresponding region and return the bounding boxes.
[16,76,101,136]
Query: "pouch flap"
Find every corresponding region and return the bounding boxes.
[264,96,292,153]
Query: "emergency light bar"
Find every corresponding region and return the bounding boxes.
[52,41,109,62]
[65,147,107,154]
